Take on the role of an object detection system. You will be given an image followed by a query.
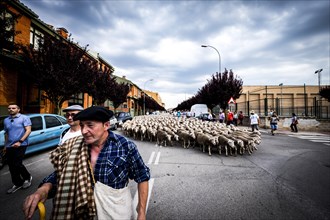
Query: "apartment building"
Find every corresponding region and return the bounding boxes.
[1,0,161,116]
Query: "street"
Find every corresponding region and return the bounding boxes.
[0,128,329,220]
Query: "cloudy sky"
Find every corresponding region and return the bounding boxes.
[20,0,329,109]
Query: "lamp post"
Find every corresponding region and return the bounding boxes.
[201,45,221,74]
[314,69,323,93]
[279,83,283,115]
[143,79,153,115]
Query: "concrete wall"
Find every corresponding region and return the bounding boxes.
[257,117,330,132]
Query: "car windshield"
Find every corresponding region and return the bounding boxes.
[115,112,125,118]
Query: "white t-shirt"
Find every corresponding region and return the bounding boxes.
[59,129,82,145]
[250,114,259,125]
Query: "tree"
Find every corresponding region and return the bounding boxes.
[109,80,130,111]
[175,69,243,111]
[319,86,330,102]
[86,64,116,106]
[207,69,243,109]
[0,1,21,52]
[21,35,94,114]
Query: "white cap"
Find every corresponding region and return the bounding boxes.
[63,105,84,112]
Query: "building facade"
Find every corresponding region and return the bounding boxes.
[236,85,329,119]
[1,0,162,116]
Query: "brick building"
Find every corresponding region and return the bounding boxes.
[0,0,162,116]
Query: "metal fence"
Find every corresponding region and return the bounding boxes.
[236,97,330,119]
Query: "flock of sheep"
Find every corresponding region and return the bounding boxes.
[121,114,262,156]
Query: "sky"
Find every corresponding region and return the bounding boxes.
[20,0,330,109]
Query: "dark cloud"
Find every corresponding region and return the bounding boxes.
[21,0,329,108]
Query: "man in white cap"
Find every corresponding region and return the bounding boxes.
[59,105,84,145]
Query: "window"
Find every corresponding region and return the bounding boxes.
[30,116,43,131]
[56,116,67,125]
[0,10,15,50]
[30,26,44,50]
[45,116,61,128]
[68,93,84,106]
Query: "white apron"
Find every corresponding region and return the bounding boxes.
[94,181,133,220]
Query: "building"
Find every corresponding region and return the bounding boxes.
[144,90,165,108]
[236,85,329,119]
[0,0,162,115]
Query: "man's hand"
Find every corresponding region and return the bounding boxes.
[23,184,51,220]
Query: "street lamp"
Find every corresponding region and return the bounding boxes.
[201,45,221,74]
[143,79,153,115]
[279,83,283,115]
[314,69,323,93]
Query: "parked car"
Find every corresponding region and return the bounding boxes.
[109,116,118,130]
[196,113,215,121]
[115,112,133,127]
[0,114,69,168]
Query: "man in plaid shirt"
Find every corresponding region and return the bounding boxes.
[23,106,150,220]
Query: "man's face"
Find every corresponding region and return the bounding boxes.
[65,111,81,126]
[80,120,110,145]
[8,105,20,116]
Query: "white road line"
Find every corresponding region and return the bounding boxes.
[25,158,45,166]
[132,178,155,219]
[147,152,155,165]
[310,140,330,143]
[154,152,161,165]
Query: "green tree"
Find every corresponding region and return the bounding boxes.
[21,35,94,114]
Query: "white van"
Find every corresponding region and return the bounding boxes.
[190,104,208,117]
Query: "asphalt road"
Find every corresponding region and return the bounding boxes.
[0,128,329,220]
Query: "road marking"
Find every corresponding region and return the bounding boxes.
[25,158,45,166]
[288,134,330,146]
[148,151,161,165]
[154,152,161,165]
[148,152,155,164]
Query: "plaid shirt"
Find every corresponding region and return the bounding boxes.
[42,131,150,198]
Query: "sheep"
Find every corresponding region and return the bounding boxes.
[177,130,196,148]
[156,130,172,147]
[217,135,235,156]
[196,133,217,156]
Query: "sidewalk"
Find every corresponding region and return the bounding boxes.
[238,125,330,136]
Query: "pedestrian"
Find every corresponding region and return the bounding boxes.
[4,104,32,194]
[23,106,151,220]
[269,112,280,135]
[59,105,84,145]
[233,111,238,126]
[219,111,225,123]
[207,113,213,121]
[250,110,259,132]
[290,112,299,132]
[238,111,244,125]
[177,111,181,118]
[227,110,234,125]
